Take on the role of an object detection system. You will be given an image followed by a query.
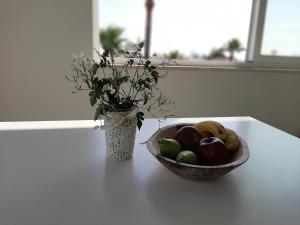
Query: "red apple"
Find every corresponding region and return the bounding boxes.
[174,126,203,151]
[196,137,231,166]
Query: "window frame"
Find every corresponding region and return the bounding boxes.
[248,0,300,69]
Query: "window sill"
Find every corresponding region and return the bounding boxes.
[114,58,300,73]
[157,64,300,73]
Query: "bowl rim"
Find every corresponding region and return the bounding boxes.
[146,122,250,169]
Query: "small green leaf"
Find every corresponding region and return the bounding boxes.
[90,96,97,106]
[136,111,144,130]
[137,118,142,130]
[150,65,156,70]
[89,91,95,97]
[143,94,148,105]
[128,59,134,66]
[145,60,151,68]
[151,71,159,83]
[144,82,150,89]
[93,77,98,83]
[151,71,159,76]
[92,63,99,75]
[94,106,101,121]
[103,50,109,57]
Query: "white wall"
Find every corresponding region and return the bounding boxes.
[0,0,94,121]
[1,0,300,136]
[159,68,300,136]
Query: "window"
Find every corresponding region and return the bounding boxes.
[98,0,300,69]
[247,0,300,69]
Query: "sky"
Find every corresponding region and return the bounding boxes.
[99,0,300,60]
[261,0,300,57]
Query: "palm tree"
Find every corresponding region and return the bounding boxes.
[99,26,125,54]
[205,47,225,60]
[225,38,244,61]
[144,0,154,58]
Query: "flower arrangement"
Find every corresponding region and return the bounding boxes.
[66,42,173,129]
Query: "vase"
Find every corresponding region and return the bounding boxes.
[104,111,137,160]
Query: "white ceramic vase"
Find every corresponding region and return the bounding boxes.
[104,111,137,160]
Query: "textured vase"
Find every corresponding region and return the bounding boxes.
[104,111,137,160]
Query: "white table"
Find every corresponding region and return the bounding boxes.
[0,117,300,225]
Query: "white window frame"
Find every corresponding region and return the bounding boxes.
[95,0,300,70]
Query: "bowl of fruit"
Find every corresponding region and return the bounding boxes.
[146,121,249,180]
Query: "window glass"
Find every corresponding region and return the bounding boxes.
[99,0,252,62]
[261,0,300,57]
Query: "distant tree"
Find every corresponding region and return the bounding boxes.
[100,26,125,54]
[165,50,185,60]
[205,47,225,60]
[225,38,244,61]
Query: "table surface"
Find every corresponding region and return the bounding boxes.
[0,117,300,225]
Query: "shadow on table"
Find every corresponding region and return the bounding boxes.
[102,158,139,217]
[144,167,242,225]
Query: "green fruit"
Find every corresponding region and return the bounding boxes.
[176,150,199,165]
[159,138,182,160]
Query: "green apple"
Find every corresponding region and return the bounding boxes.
[176,150,199,165]
[159,138,182,160]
